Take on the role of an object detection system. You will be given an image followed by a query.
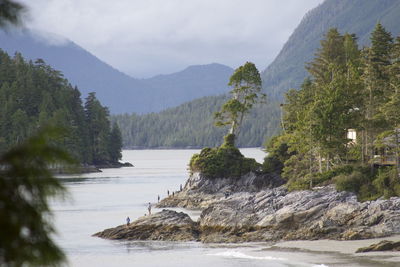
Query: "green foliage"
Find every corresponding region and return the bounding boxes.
[0,50,122,166]
[333,166,400,201]
[334,171,365,193]
[266,25,400,200]
[373,167,400,199]
[111,95,281,148]
[0,128,75,266]
[215,62,265,138]
[312,165,354,185]
[190,140,261,179]
[262,135,292,174]
[221,133,235,148]
[108,123,123,163]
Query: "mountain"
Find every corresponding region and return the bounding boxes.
[0,29,233,114]
[0,29,147,114]
[262,0,400,99]
[142,63,233,112]
[112,95,281,148]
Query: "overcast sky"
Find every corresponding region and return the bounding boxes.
[21,0,323,78]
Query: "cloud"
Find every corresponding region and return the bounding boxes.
[20,0,323,77]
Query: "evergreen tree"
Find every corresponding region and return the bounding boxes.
[0,50,122,166]
[361,23,393,165]
[266,24,400,197]
[214,62,265,143]
[109,123,123,163]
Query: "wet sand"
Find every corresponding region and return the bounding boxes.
[273,235,400,264]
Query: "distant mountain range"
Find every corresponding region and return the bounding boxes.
[112,0,400,148]
[2,0,400,148]
[0,30,233,114]
[141,64,233,112]
[262,0,400,99]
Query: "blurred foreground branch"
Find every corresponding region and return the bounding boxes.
[0,128,76,266]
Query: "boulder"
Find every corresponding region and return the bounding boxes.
[356,240,400,253]
[94,209,199,241]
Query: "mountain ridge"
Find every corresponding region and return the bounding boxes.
[0,29,233,114]
[261,0,400,99]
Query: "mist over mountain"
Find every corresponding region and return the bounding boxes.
[262,0,400,99]
[111,0,400,149]
[142,63,233,112]
[0,30,233,114]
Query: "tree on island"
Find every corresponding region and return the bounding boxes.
[214,62,265,144]
[190,62,263,178]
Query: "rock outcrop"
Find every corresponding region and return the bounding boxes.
[156,172,400,243]
[157,172,284,209]
[96,172,400,243]
[198,185,400,242]
[94,209,199,241]
[356,240,400,253]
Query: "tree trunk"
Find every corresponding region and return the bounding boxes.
[229,120,236,135]
[396,129,400,174]
[318,151,323,173]
[361,130,365,164]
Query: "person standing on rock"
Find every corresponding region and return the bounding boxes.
[126,216,130,226]
[158,195,160,203]
[167,190,170,196]
[148,202,152,215]
[180,184,183,191]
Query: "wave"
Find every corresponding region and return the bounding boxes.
[208,250,286,261]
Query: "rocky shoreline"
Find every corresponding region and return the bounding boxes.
[94,172,400,247]
[94,209,199,241]
[53,161,134,174]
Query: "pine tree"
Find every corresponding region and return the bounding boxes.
[362,23,393,165]
[84,92,113,164]
[304,29,358,170]
[214,62,264,144]
[109,123,123,163]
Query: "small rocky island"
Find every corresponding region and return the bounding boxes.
[94,171,400,244]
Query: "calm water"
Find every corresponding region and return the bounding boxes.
[52,149,384,267]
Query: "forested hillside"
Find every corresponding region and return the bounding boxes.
[112,95,280,148]
[0,50,122,165]
[0,30,233,114]
[262,0,400,99]
[264,24,400,199]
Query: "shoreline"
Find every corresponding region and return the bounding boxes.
[95,171,400,261]
[272,235,400,263]
[52,161,133,175]
[122,147,264,150]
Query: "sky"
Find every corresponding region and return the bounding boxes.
[21,0,323,78]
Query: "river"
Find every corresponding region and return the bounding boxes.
[52,149,389,267]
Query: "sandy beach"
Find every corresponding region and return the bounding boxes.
[273,235,400,264]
